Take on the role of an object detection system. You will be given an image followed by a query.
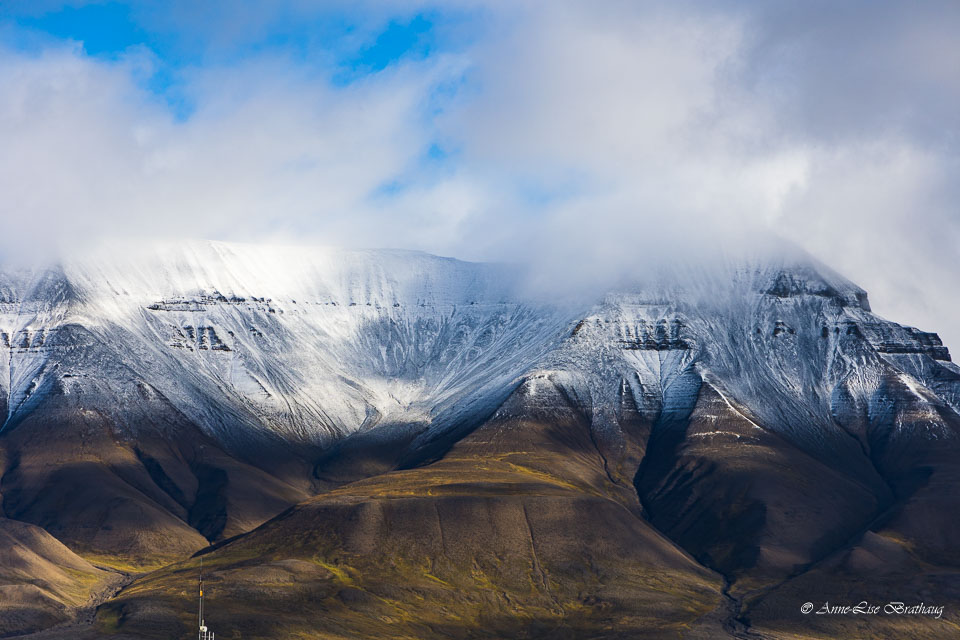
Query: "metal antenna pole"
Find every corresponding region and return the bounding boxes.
[199,556,204,639]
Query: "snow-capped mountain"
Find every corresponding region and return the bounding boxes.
[2,239,959,639]
[2,239,954,454]
[0,241,580,447]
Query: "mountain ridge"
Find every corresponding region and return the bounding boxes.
[1,239,958,638]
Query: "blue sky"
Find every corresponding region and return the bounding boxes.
[4,2,449,66]
[2,2,467,118]
[0,1,958,350]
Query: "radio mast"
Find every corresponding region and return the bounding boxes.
[198,556,215,640]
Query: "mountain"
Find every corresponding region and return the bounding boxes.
[0,517,117,636]
[0,241,576,564]
[0,240,958,639]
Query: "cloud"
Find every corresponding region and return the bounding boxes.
[427,1,960,347]
[0,1,957,351]
[0,44,461,258]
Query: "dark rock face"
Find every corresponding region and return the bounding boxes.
[636,382,891,589]
[763,267,872,310]
[869,324,951,360]
[618,318,690,350]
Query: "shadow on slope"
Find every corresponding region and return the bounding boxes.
[0,517,113,637]
[0,381,315,571]
[742,366,960,639]
[99,373,725,639]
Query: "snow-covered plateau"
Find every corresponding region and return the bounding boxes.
[0,239,956,462]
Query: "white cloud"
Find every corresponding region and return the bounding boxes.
[429,1,960,348]
[0,1,957,351]
[0,45,458,259]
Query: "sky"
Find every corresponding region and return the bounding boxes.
[0,1,958,350]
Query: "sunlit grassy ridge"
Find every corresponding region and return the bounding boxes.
[98,445,722,639]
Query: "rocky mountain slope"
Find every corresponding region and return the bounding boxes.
[1,240,958,639]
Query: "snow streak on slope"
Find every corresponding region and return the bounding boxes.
[491,250,960,474]
[0,239,957,462]
[0,241,581,445]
